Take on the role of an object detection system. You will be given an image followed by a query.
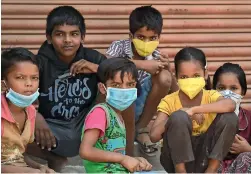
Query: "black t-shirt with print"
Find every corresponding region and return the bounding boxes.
[37,41,106,121]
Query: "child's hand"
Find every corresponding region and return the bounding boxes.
[39,165,55,173]
[120,155,140,173]
[191,114,205,125]
[35,113,57,151]
[143,60,167,75]
[159,54,171,71]
[184,108,204,125]
[230,134,251,154]
[134,157,152,171]
[70,60,98,76]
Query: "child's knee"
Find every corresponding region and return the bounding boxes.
[153,69,172,89]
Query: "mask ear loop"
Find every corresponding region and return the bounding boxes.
[102,84,107,91]
[2,80,9,93]
[102,84,108,97]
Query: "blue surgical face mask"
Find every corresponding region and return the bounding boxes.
[220,89,243,116]
[104,86,137,111]
[6,88,40,108]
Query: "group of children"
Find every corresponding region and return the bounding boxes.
[1,5,251,174]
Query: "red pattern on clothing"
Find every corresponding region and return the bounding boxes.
[219,107,251,173]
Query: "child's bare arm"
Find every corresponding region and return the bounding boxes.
[150,112,169,143]
[187,98,235,116]
[122,104,135,156]
[80,129,124,163]
[79,129,140,172]
[130,59,167,75]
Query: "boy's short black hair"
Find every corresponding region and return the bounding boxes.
[97,58,138,84]
[129,6,163,35]
[46,6,86,36]
[1,47,38,79]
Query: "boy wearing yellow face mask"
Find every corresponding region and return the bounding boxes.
[106,5,178,156]
[150,47,238,173]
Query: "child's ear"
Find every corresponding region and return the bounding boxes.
[129,33,133,40]
[204,69,209,80]
[81,35,85,44]
[98,82,106,95]
[158,34,161,40]
[46,35,52,44]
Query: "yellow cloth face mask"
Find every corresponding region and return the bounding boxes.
[132,39,159,57]
[178,77,206,99]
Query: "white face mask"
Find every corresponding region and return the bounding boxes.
[220,89,243,116]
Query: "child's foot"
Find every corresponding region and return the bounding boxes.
[175,163,187,173]
[48,157,68,172]
[136,128,158,156]
[205,168,217,173]
[205,159,220,173]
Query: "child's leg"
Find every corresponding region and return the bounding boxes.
[1,165,42,173]
[137,69,173,129]
[26,143,67,172]
[27,116,84,172]
[205,113,238,173]
[160,110,195,173]
[136,70,175,153]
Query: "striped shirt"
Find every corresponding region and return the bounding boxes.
[106,39,160,84]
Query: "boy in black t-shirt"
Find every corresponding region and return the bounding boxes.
[26,6,108,172]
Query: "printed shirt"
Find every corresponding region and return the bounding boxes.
[106,38,160,84]
[157,89,221,136]
[82,103,127,173]
[1,94,36,166]
[37,41,106,121]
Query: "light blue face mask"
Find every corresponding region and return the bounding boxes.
[220,89,243,116]
[105,87,137,111]
[6,88,40,108]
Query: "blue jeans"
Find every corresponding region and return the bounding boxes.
[135,76,152,122]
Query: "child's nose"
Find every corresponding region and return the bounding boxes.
[25,79,32,87]
[64,35,71,43]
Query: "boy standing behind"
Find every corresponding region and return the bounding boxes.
[26,6,107,172]
[106,6,178,156]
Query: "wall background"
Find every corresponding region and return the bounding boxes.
[2,0,251,109]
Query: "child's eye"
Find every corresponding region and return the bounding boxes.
[150,36,158,41]
[56,33,63,36]
[128,83,136,87]
[32,77,39,80]
[136,36,144,40]
[231,87,237,91]
[180,76,187,79]
[112,84,120,88]
[217,87,225,91]
[194,74,201,78]
[72,33,79,36]
[16,76,24,79]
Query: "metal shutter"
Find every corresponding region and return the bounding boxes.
[2,0,251,109]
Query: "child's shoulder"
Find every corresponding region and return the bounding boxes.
[241,107,251,117]
[109,38,130,46]
[26,105,36,120]
[89,103,110,114]
[162,91,179,102]
[203,89,221,96]
[106,38,131,57]
[80,47,107,64]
